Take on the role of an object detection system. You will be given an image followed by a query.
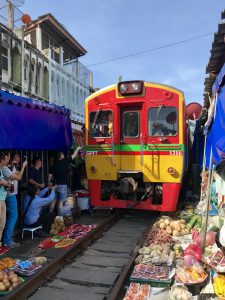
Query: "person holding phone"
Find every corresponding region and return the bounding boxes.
[48,147,82,214]
[23,185,56,233]
[2,153,27,248]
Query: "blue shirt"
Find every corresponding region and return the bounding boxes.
[23,187,55,225]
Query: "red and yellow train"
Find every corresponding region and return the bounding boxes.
[84,81,189,211]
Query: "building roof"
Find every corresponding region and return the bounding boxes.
[24,13,87,58]
[203,10,225,107]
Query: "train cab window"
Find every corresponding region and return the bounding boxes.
[148,107,178,136]
[123,112,139,137]
[89,110,113,137]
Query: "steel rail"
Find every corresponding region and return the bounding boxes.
[3,211,122,300]
[107,222,152,300]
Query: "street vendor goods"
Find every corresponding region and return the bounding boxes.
[176,260,208,284]
[193,231,216,248]
[153,217,190,236]
[33,257,47,265]
[184,244,202,261]
[0,258,16,271]
[205,250,225,272]
[11,257,48,276]
[213,274,225,298]
[123,283,151,299]
[169,284,192,300]
[131,263,175,283]
[51,235,64,243]
[50,216,66,235]
[0,271,23,292]
[85,81,189,212]
[55,238,76,248]
[143,228,173,246]
[135,244,175,264]
[38,224,96,249]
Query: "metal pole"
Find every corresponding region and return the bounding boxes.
[7,2,14,30]
[202,93,218,252]
[199,134,207,202]
[21,27,25,95]
[202,152,213,252]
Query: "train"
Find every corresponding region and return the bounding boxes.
[84,80,189,211]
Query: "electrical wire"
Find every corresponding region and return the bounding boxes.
[85,32,213,68]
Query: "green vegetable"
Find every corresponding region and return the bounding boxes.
[180,211,194,222]
[193,217,202,229]
[187,215,199,229]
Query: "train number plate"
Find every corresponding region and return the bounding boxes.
[170,150,183,156]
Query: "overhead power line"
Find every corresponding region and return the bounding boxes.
[86,32,213,68]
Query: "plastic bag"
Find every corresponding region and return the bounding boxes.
[194,231,216,248]
[184,244,202,261]
[219,219,225,247]
[169,283,192,300]
[176,259,207,284]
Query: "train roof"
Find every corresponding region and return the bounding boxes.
[85,82,184,103]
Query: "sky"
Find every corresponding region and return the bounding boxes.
[20,0,225,104]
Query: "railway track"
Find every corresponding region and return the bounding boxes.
[2,211,155,300]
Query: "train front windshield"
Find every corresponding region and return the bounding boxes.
[148,106,178,137]
[89,110,113,137]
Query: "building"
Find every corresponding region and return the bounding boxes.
[24,14,93,122]
[1,22,49,99]
[203,10,225,109]
[0,5,93,123]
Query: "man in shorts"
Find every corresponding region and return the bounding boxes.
[49,147,81,214]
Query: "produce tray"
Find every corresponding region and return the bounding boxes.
[0,277,25,295]
[130,277,173,288]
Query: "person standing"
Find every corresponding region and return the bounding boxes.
[2,153,27,248]
[0,151,11,249]
[28,157,45,189]
[49,147,81,213]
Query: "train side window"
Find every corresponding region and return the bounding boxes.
[123,112,139,137]
[148,107,178,136]
[89,110,113,137]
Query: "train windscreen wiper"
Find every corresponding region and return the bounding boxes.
[90,110,100,129]
[152,104,163,127]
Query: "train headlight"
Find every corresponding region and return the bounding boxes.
[90,165,97,173]
[118,81,144,96]
[167,167,175,175]
[131,83,139,91]
[120,84,128,92]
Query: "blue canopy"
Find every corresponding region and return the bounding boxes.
[205,63,225,167]
[0,90,73,150]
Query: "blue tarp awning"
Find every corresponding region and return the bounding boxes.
[0,90,73,150]
[205,63,225,167]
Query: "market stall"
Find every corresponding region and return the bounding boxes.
[123,201,225,299]
[0,90,73,150]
